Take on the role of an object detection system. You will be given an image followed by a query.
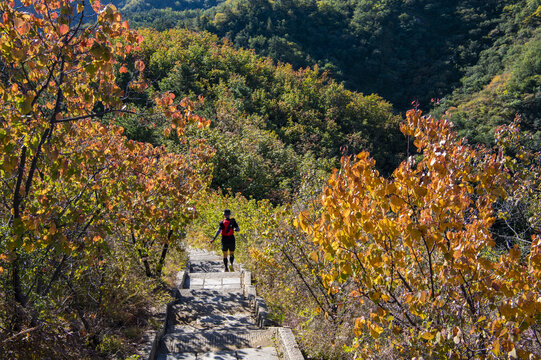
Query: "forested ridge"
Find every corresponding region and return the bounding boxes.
[118,28,403,202]
[1,0,540,359]
[119,0,505,109]
[119,0,541,145]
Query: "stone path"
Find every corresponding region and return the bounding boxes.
[154,249,303,360]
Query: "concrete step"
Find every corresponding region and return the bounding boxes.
[161,328,276,353]
[169,312,260,332]
[172,290,251,326]
[157,346,279,359]
[187,272,242,279]
[178,288,244,298]
[190,260,224,273]
[184,273,242,290]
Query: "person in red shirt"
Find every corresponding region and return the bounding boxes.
[210,209,240,272]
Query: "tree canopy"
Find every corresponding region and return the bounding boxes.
[120,28,404,202]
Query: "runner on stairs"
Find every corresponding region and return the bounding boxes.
[210,209,240,272]
[155,249,300,359]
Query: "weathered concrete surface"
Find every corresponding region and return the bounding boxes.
[161,328,276,353]
[237,346,279,359]
[152,249,302,360]
[197,350,237,360]
[157,353,197,360]
[157,347,278,360]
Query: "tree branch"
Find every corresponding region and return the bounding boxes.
[2,326,40,344]
[52,109,138,124]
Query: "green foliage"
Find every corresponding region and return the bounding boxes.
[433,0,541,148]
[123,0,224,12]
[119,0,541,149]
[120,0,507,111]
[509,35,541,93]
[116,0,541,154]
[186,190,278,261]
[129,28,403,202]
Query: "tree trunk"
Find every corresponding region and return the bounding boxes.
[131,230,152,277]
[155,229,173,277]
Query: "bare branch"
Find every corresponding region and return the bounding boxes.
[52,109,138,124]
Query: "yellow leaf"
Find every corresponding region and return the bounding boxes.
[492,339,500,355]
[370,324,384,338]
[390,195,404,211]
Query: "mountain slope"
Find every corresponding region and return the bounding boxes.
[118,0,508,111]
[118,29,404,202]
[433,2,541,146]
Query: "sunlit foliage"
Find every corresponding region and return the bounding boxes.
[298,110,541,358]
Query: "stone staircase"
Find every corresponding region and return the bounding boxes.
[150,249,304,360]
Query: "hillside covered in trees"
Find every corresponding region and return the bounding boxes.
[118,0,502,109]
[433,1,541,147]
[118,0,541,145]
[117,28,403,202]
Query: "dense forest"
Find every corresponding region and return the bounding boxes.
[118,28,403,202]
[121,0,504,109]
[120,0,541,146]
[433,1,541,146]
[1,0,540,359]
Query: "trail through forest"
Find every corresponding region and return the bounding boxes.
[154,248,304,360]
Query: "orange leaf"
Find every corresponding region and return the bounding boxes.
[59,24,69,35]
[135,60,145,72]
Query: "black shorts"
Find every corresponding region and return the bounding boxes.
[221,236,236,252]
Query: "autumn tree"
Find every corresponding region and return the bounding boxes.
[299,110,541,358]
[111,99,213,278]
[0,1,211,356]
[0,0,137,308]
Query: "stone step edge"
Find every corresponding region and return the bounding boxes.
[141,250,304,360]
[160,328,275,353]
[161,327,302,359]
[141,269,187,360]
[159,346,279,360]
